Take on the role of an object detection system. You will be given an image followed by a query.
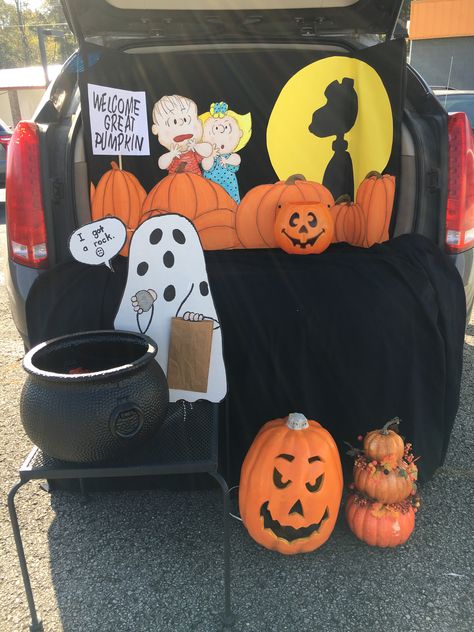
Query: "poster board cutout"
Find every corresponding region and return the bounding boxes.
[114,214,227,403]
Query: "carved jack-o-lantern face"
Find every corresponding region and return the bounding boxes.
[274,201,334,255]
[239,413,343,554]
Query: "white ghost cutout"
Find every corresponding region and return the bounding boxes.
[114,214,227,403]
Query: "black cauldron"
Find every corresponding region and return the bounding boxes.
[20,330,169,463]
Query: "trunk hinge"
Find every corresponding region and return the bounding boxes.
[51,178,64,202]
[427,169,440,192]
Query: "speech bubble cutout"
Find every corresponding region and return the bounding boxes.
[69,218,127,269]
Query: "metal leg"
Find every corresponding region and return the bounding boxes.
[79,478,90,503]
[7,481,44,632]
[209,472,234,630]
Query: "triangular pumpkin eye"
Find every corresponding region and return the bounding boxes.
[306,473,324,492]
[273,467,292,489]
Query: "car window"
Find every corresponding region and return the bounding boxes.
[440,95,474,127]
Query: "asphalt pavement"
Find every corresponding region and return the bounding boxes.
[0,211,473,632]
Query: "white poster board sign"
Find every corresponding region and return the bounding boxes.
[69,218,126,269]
[88,83,150,156]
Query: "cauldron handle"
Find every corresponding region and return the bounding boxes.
[109,403,144,439]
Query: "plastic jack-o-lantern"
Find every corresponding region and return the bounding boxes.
[274,201,334,255]
[239,413,343,554]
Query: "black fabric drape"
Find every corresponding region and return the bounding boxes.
[27,235,466,484]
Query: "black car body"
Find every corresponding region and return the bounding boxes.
[5,0,474,348]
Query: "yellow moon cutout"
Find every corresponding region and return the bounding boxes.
[267,56,393,192]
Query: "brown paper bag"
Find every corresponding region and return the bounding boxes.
[167,317,214,392]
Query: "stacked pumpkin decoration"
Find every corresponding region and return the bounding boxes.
[141,162,241,250]
[330,171,395,247]
[239,412,343,555]
[345,418,420,548]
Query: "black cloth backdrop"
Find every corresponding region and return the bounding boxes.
[27,235,466,483]
[77,39,405,201]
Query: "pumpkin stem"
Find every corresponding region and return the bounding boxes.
[365,171,382,179]
[176,162,188,174]
[335,194,352,205]
[285,174,306,185]
[286,412,309,430]
[381,417,400,435]
[110,161,119,170]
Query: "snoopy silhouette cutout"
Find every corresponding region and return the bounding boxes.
[114,214,227,403]
[309,77,358,200]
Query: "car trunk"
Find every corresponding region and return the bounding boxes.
[22,2,465,487]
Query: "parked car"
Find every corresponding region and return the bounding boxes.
[0,118,12,188]
[434,88,474,129]
[4,0,474,350]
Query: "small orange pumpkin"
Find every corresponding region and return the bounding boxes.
[363,418,405,462]
[274,201,334,255]
[356,171,395,247]
[353,463,413,504]
[142,162,237,221]
[91,161,147,256]
[236,175,334,249]
[345,493,415,547]
[239,412,343,555]
[329,195,366,246]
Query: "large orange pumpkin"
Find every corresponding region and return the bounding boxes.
[329,195,366,246]
[142,162,237,220]
[236,175,334,249]
[356,171,395,247]
[353,464,414,504]
[91,161,146,256]
[239,412,343,555]
[345,493,415,547]
[274,201,334,255]
[363,418,404,462]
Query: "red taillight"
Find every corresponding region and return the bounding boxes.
[5,121,48,268]
[446,112,474,253]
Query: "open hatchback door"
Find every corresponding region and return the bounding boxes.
[61,0,404,45]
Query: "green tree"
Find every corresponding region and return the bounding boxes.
[0,0,76,70]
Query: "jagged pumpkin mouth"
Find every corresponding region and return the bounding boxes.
[281,228,325,249]
[260,501,329,542]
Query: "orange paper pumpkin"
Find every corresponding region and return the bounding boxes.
[345,494,415,547]
[91,161,147,256]
[274,201,334,255]
[363,418,405,462]
[139,208,243,250]
[193,209,243,250]
[236,174,334,248]
[356,171,395,247]
[142,163,237,220]
[239,413,343,555]
[330,195,366,246]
